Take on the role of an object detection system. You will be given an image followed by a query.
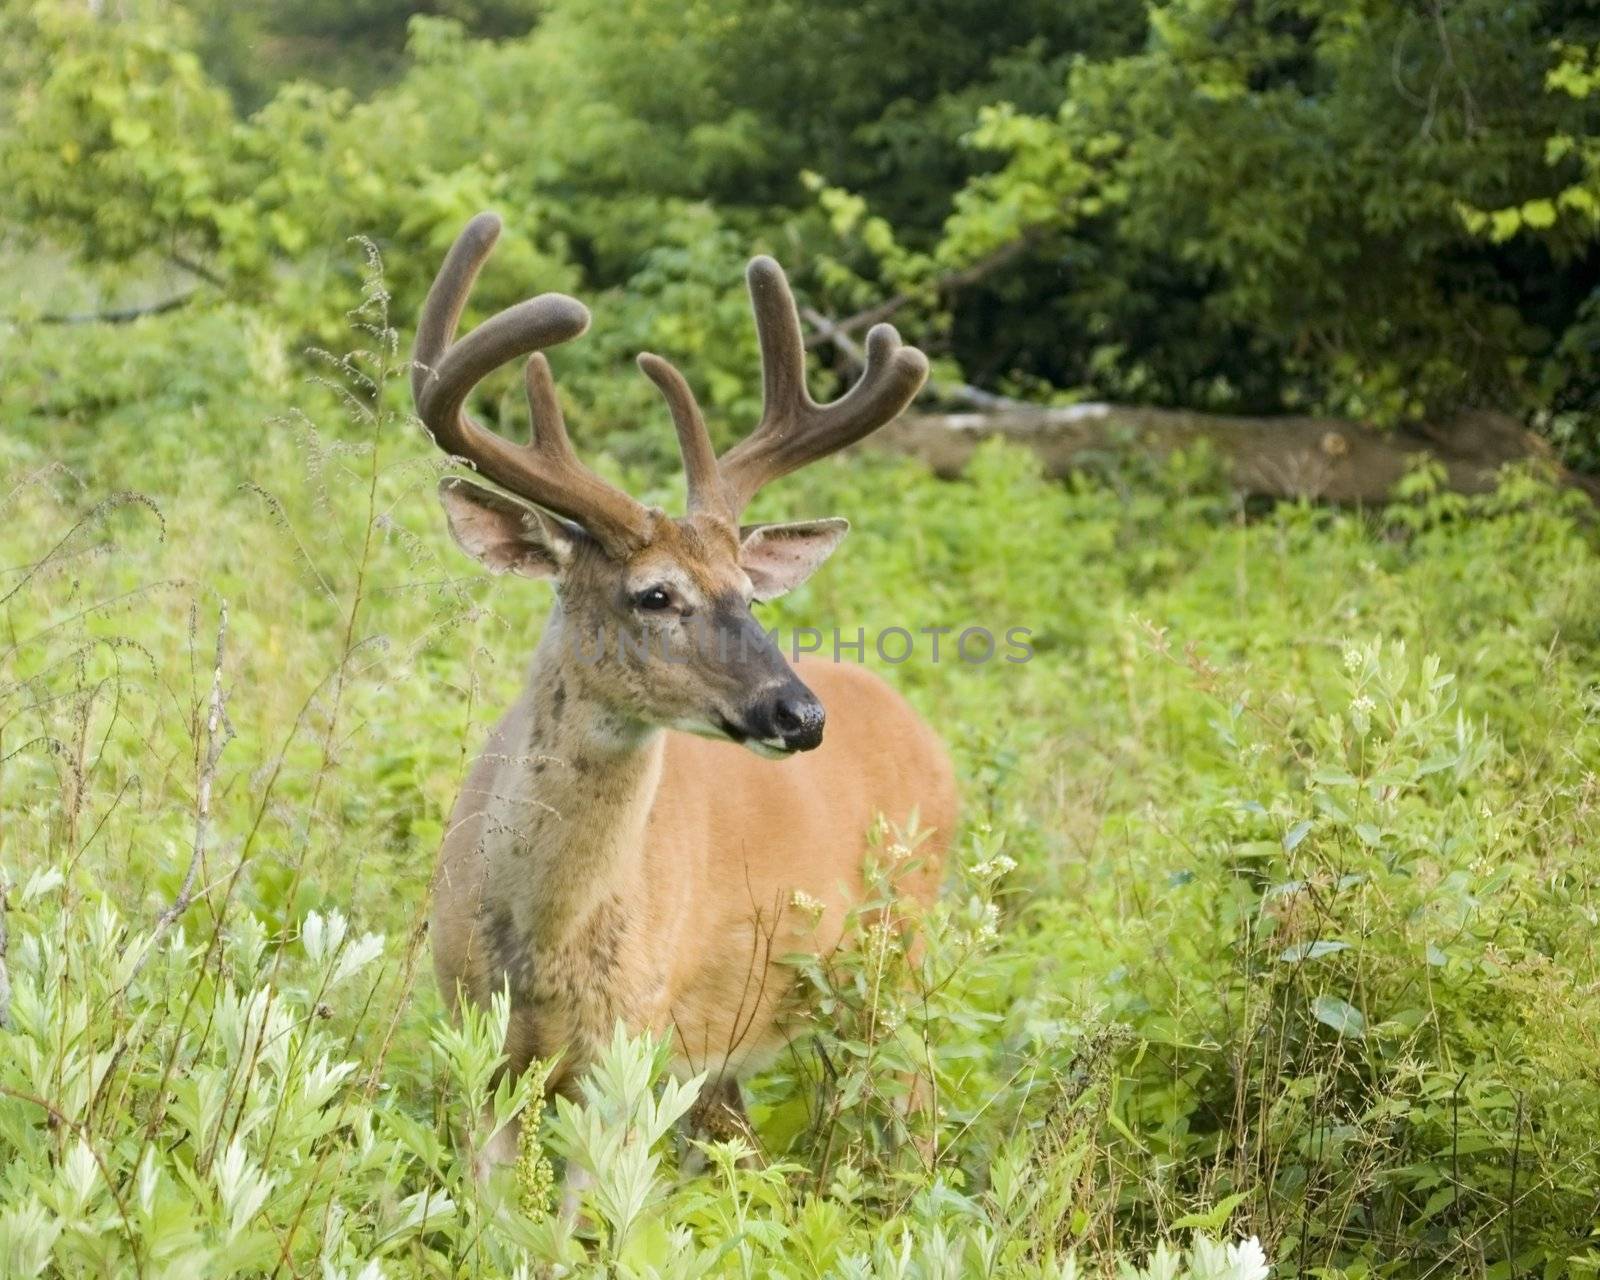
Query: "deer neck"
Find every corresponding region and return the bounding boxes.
[492,604,663,939]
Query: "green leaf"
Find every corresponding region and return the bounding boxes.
[1279,940,1351,963]
[1489,208,1522,242]
[1311,994,1367,1037]
[1283,820,1313,851]
[1171,1190,1250,1231]
[1520,199,1557,229]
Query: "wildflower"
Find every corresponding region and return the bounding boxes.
[789,889,825,918]
[515,1090,555,1218]
[1350,695,1375,715]
[975,902,1000,943]
[1342,647,1362,672]
[971,853,1017,880]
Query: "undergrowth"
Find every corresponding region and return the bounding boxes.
[3,251,1600,1276]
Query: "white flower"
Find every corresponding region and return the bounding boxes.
[1342,647,1362,672]
[789,889,825,917]
[1350,695,1375,716]
[331,929,386,988]
[302,909,347,967]
[971,853,1017,880]
[19,866,63,905]
[1182,1234,1270,1280]
[303,909,385,988]
[302,1056,357,1108]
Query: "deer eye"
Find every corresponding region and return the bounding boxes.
[633,586,672,612]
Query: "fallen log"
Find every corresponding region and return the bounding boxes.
[869,403,1596,504]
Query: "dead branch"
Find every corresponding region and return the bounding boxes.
[131,601,233,979]
[800,304,1028,414]
[867,403,1595,504]
[801,236,1034,351]
[33,293,196,326]
[802,270,1589,503]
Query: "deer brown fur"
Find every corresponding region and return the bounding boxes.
[414,213,957,1162]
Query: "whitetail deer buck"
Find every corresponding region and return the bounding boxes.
[413,213,957,1165]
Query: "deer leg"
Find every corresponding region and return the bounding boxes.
[679,1074,764,1176]
[558,1162,595,1224]
[472,1009,560,1183]
[546,1067,601,1224]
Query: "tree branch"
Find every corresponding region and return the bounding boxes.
[809,275,1584,505]
[35,292,196,326]
[801,235,1034,350]
[167,251,228,289]
[128,602,233,983]
[801,304,1030,413]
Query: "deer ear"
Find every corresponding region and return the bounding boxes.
[438,477,578,578]
[739,518,849,601]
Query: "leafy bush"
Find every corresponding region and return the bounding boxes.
[0,873,1267,1276]
[7,0,1596,451]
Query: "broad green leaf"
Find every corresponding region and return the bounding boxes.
[1172,1190,1250,1230]
[1279,940,1351,963]
[1311,995,1367,1038]
[1521,198,1557,228]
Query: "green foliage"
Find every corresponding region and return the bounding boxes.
[3,4,237,264]
[186,0,544,107]
[1,3,574,341]
[6,244,1600,1272]
[8,0,1598,455]
[7,4,1600,1270]
[925,1,1600,429]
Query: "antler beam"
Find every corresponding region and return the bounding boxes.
[716,257,929,517]
[637,256,930,522]
[412,213,656,558]
[419,213,929,549]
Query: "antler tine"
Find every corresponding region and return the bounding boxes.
[636,353,729,521]
[715,256,930,517]
[413,213,655,558]
[411,212,500,410]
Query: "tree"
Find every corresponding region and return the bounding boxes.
[918,0,1600,438]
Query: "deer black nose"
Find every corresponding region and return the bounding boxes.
[772,691,825,751]
[750,684,825,752]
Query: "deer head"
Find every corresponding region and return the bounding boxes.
[412,213,928,756]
